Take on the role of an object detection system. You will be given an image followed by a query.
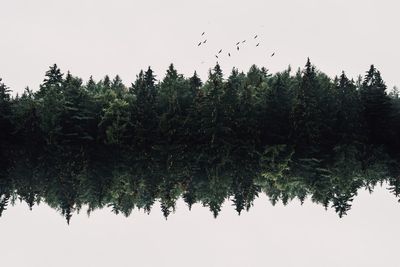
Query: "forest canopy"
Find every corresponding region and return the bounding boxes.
[1,59,400,223]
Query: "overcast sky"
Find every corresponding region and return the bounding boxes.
[0,0,399,95]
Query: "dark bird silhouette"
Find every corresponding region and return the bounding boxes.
[237,46,239,51]
[256,43,259,47]
[215,55,218,59]
[242,40,246,43]
[201,32,205,36]
[198,42,202,46]
[271,52,275,57]
[236,42,240,45]
[254,35,258,39]
[203,39,207,44]
[228,53,231,57]
[218,49,222,54]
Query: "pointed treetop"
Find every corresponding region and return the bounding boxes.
[103,75,111,88]
[229,67,239,78]
[165,63,178,80]
[362,64,386,90]
[306,57,311,68]
[212,62,223,77]
[88,75,95,84]
[113,74,122,84]
[43,63,63,86]
[65,71,72,82]
[340,71,348,81]
[189,71,202,88]
[144,66,157,88]
[0,78,11,101]
[86,75,97,92]
[303,58,316,77]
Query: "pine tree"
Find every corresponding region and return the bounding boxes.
[334,72,362,144]
[262,72,293,144]
[129,67,159,149]
[42,64,63,88]
[86,76,97,93]
[292,58,324,154]
[111,75,126,97]
[0,78,13,180]
[59,72,94,145]
[36,65,65,145]
[0,78,12,133]
[360,65,392,145]
[189,71,202,91]
[199,63,227,148]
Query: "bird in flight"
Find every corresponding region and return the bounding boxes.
[271,52,275,57]
[218,49,222,54]
[254,35,258,39]
[236,41,240,45]
[237,46,239,51]
[228,53,231,57]
[203,39,207,44]
[198,42,202,46]
[201,32,205,36]
[215,55,219,59]
[256,43,260,47]
[242,40,246,43]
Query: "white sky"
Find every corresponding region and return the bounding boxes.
[0,0,399,95]
[1,186,400,267]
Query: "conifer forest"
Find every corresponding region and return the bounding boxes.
[1,60,400,223]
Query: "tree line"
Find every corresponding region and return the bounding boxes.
[0,59,400,223]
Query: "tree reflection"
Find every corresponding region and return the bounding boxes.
[1,143,398,223]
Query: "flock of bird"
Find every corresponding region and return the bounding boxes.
[196,31,275,63]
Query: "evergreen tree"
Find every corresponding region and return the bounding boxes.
[262,72,293,145]
[189,71,202,91]
[36,64,65,145]
[292,58,324,154]
[111,75,126,97]
[1,61,400,221]
[129,67,159,149]
[0,78,12,141]
[199,63,229,149]
[41,64,63,91]
[0,78,13,189]
[59,72,94,145]
[360,65,392,145]
[334,72,362,144]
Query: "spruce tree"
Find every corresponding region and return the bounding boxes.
[360,65,392,145]
[36,64,65,145]
[334,72,362,144]
[263,73,292,144]
[292,58,323,154]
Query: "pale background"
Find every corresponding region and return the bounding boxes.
[0,0,399,94]
[1,1,400,266]
[1,187,400,267]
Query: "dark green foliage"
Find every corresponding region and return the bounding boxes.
[360,65,393,145]
[0,60,400,222]
[292,59,325,153]
[0,78,13,146]
[262,70,293,145]
[333,72,362,145]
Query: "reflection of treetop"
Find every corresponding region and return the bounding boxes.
[0,61,400,224]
